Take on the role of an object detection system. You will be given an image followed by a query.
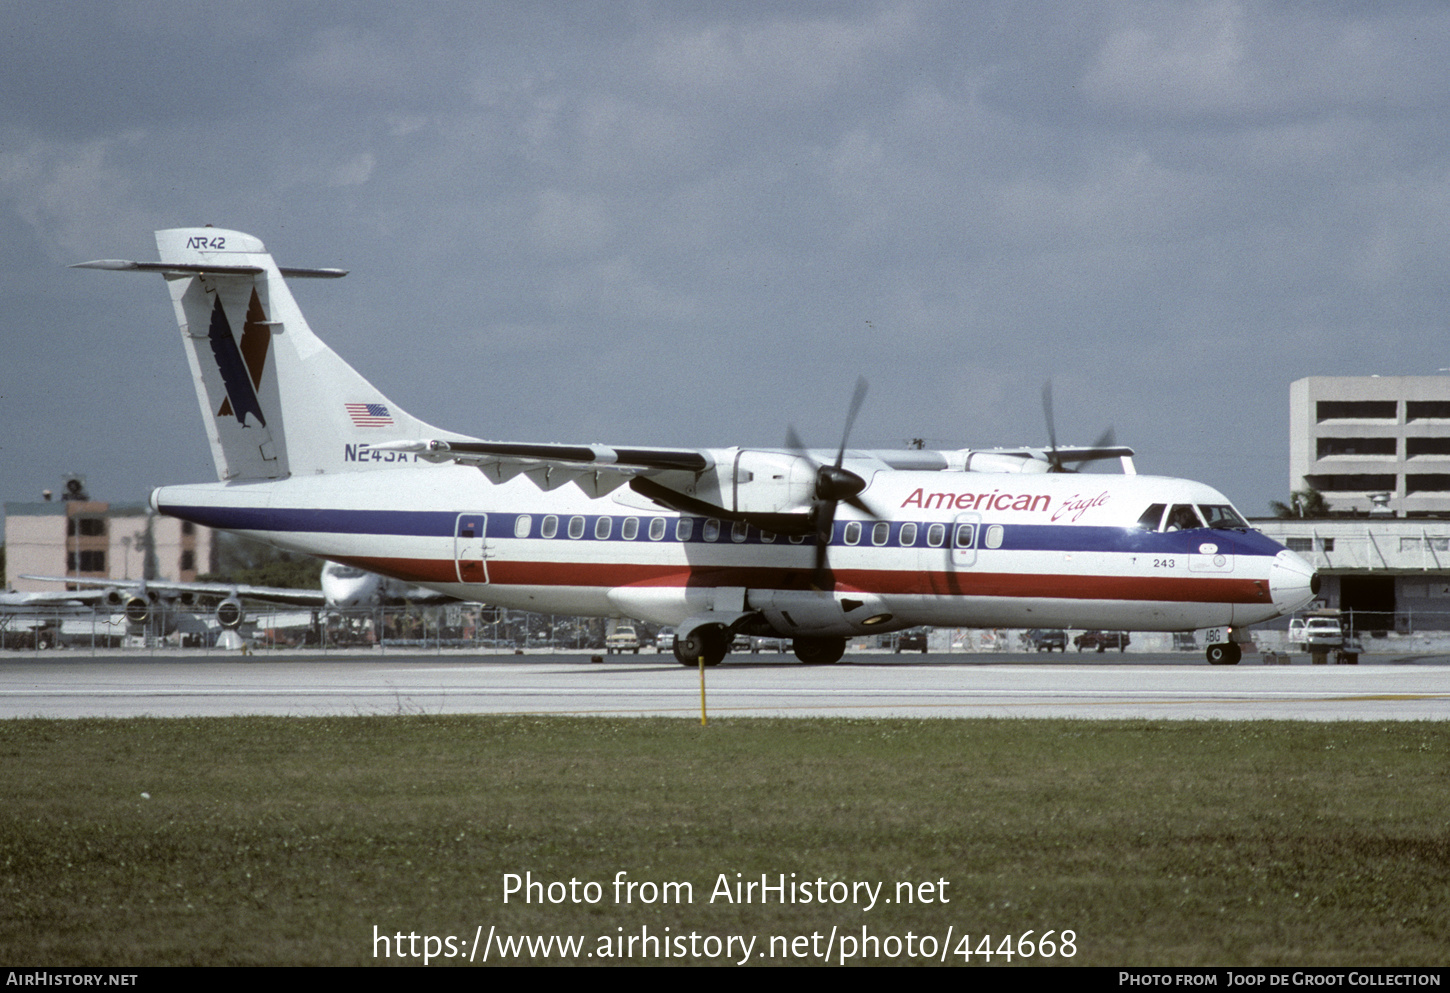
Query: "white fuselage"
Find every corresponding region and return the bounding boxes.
[153,459,1318,638]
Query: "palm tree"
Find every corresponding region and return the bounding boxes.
[1269,489,1330,518]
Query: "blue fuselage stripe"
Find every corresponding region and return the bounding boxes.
[160,504,1285,559]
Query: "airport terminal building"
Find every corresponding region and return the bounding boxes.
[1291,375,1450,517]
[1266,375,1450,634]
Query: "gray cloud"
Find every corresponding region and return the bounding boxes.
[4,1,1450,520]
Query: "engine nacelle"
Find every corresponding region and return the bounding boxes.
[215,597,245,629]
[692,450,818,515]
[962,451,1049,474]
[748,589,895,636]
[122,595,151,625]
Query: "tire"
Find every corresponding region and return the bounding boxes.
[1206,643,1241,665]
[794,636,846,665]
[674,625,727,667]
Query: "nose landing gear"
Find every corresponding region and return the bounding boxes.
[1206,642,1242,665]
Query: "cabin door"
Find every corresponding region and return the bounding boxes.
[454,514,490,585]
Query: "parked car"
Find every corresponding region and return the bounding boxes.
[654,627,675,653]
[1027,629,1068,652]
[605,624,640,654]
[1074,630,1130,653]
[894,629,929,653]
[752,636,789,654]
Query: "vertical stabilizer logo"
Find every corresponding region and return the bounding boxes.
[208,290,271,427]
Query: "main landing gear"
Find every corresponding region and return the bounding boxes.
[1206,642,1242,665]
[674,624,728,667]
[673,628,848,666]
[793,636,846,665]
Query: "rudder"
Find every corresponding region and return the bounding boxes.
[136,228,461,481]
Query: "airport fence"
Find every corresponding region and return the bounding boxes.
[8,604,1450,655]
[0,604,618,656]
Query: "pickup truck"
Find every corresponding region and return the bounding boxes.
[1289,616,1343,651]
[605,624,640,654]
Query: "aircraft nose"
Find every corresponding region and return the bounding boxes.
[1269,549,1319,616]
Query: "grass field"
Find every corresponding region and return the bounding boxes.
[1,715,1446,966]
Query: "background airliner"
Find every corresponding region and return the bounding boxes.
[74,228,1319,665]
[8,561,455,632]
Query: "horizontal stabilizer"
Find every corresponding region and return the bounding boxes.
[72,260,347,278]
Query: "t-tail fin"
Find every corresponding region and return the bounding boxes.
[76,227,464,481]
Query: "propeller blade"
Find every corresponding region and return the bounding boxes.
[787,376,872,589]
[836,376,868,470]
[844,493,880,519]
[1041,380,1064,472]
[812,502,836,588]
[1067,427,1118,470]
[785,425,810,461]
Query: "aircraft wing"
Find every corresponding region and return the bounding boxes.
[375,438,1133,474]
[382,587,463,607]
[373,439,711,473]
[18,576,328,608]
[0,589,107,611]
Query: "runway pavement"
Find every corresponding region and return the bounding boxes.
[3,650,1449,720]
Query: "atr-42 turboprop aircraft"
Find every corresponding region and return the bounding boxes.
[75,228,1318,666]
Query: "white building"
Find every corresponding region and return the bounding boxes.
[1290,376,1450,517]
[1253,517,1450,633]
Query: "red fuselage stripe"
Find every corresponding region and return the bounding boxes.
[333,556,1270,604]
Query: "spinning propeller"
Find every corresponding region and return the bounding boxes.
[1041,381,1117,473]
[786,376,879,588]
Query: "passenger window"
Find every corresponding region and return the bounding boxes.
[1135,504,1166,532]
[703,519,720,542]
[676,518,694,541]
[513,514,532,538]
[1165,505,1204,532]
[594,517,612,540]
[731,520,749,543]
[954,523,976,548]
[872,522,889,546]
[568,516,585,539]
[844,521,862,545]
[899,522,918,546]
[927,523,946,547]
[541,515,558,539]
[648,517,666,541]
[984,524,1004,549]
[622,517,639,540]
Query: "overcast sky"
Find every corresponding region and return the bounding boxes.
[4,1,1449,525]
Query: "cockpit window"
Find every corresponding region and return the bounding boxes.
[1198,504,1248,529]
[1165,504,1205,531]
[1135,504,1167,531]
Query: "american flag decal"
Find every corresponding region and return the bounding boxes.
[346,403,394,427]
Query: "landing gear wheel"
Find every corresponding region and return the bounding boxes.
[794,636,846,665]
[674,625,728,667]
[1206,642,1242,665]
